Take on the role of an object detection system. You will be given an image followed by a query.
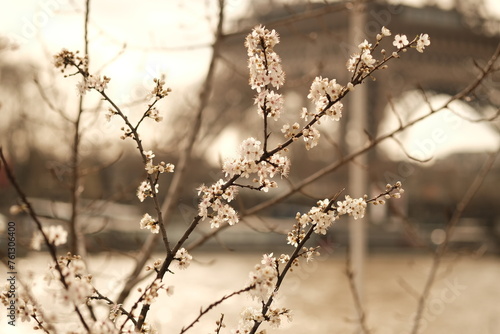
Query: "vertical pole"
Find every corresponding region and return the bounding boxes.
[348,2,368,332]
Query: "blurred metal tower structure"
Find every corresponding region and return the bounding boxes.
[347,3,368,331]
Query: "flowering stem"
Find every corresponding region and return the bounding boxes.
[99,90,172,255]
[249,224,315,334]
[243,44,500,218]
[136,171,238,330]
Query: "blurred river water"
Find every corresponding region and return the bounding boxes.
[1,251,499,334]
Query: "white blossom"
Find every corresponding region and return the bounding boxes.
[140,213,159,234]
[248,253,278,301]
[393,34,409,49]
[144,151,175,175]
[143,150,155,161]
[302,126,320,150]
[31,225,68,250]
[416,33,430,53]
[77,75,110,95]
[381,26,391,36]
[346,53,360,72]
[307,76,344,123]
[137,180,159,202]
[245,26,285,92]
[175,248,192,270]
[361,50,376,67]
[255,90,284,120]
[336,195,367,220]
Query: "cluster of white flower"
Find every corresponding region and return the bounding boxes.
[287,182,405,247]
[346,26,430,77]
[280,122,300,139]
[416,33,431,52]
[143,150,175,175]
[254,89,284,120]
[234,306,264,334]
[246,25,286,124]
[200,138,289,228]
[301,126,321,150]
[16,295,37,323]
[287,195,366,246]
[142,279,162,305]
[306,76,345,119]
[336,195,367,220]
[175,248,192,270]
[291,76,345,150]
[140,213,159,234]
[0,287,39,323]
[234,305,292,333]
[198,180,239,228]
[245,25,285,92]
[248,253,278,302]
[136,180,159,202]
[301,246,321,263]
[31,225,68,250]
[287,199,337,246]
[347,39,378,73]
[223,137,290,187]
[77,74,110,95]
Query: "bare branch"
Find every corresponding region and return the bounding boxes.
[410,149,499,334]
[346,252,371,334]
[390,136,433,163]
[180,285,255,334]
[447,105,500,123]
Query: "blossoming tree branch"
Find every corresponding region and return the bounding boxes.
[0,22,439,333]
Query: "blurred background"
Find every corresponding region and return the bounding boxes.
[0,0,499,333]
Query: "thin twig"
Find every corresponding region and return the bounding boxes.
[180,285,255,334]
[346,251,371,334]
[410,150,499,334]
